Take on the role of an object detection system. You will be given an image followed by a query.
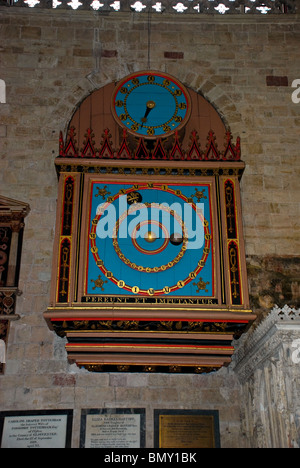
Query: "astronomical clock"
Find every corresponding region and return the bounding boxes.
[44,71,255,374]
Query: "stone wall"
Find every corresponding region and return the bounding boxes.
[0,7,299,447]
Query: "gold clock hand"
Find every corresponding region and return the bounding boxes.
[141,100,156,125]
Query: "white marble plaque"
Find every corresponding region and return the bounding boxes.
[1,414,68,448]
[85,413,141,448]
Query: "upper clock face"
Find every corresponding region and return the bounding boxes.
[111,71,191,139]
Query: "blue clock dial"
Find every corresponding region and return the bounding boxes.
[112,71,191,138]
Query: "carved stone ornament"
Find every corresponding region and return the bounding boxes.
[232,304,300,383]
